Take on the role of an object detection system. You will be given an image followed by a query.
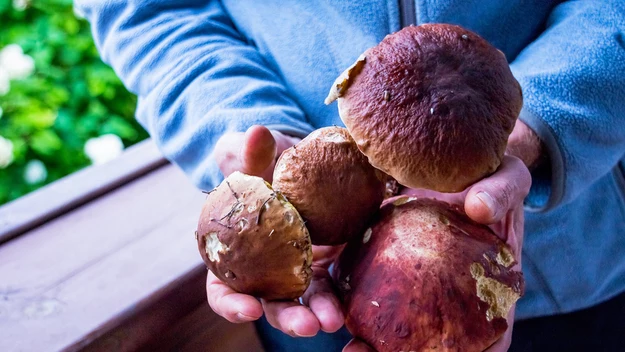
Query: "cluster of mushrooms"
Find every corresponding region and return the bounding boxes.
[196,24,525,352]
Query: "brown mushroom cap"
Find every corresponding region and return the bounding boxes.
[196,171,312,300]
[272,127,387,245]
[326,24,523,192]
[333,196,524,352]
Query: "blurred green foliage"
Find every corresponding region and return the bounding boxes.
[0,0,148,205]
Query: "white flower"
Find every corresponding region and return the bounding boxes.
[0,136,14,169]
[84,134,124,165]
[12,0,29,11]
[0,44,35,80]
[24,159,47,184]
[0,68,10,96]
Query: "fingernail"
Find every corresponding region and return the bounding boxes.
[236,312,255,321]
[294,331,317,338]
[476,191,498,219]
[289,325,316,337]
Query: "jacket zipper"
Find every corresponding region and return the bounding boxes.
[399,0,417,27]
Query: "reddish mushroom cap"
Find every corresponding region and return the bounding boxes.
[333,196,525,352]
[326,24,523,192]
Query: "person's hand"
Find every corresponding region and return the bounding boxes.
[211,124,535,350]
[213,125,302,182]
[506,119,546,172]
[343,155,531,352]
[206,244,347,336]
[209,125,346,337]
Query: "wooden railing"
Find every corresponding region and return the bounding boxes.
[0,140,264,352]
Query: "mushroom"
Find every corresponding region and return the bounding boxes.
[196,171,312,300]
[325,24,523,192]
[333,196,524,352]
[272,126,387,245]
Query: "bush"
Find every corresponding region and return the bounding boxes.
[0,0,148,206]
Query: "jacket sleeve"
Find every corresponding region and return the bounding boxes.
[509,0,625,212]
[74,0,315,190]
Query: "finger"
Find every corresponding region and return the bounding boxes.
[302,267,345,333]
[213,131,246,177]
[312,244,345,268]
[213,125,277,180]
[206,270,263,323]
[262,299,320,337]
[239,125,277,176]
[465,155,531,224]
[487,207,524,261]
[270,130,303,155]
[308,293,344,333]
[399,187,466,205]
[342,339,377,352]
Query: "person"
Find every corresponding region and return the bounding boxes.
[75,1,625,351]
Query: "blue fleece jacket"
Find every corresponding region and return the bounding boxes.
[74,0,625,321]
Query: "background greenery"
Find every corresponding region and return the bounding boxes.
[0,0,148,206]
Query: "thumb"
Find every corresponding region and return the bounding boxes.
[214,126,301,182]
[464,156,531,224]
[238,125,277,176]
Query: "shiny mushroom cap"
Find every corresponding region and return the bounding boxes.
[197,171,312,300]
[273,126,386,245]
[334,196,525,352]
[326,24,523,192]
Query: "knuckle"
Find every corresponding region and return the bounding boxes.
[213,133,241,168]
[520,168,532,196]
[506,156,532,194]
[500,181,515,209]
[214,151,237,175]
